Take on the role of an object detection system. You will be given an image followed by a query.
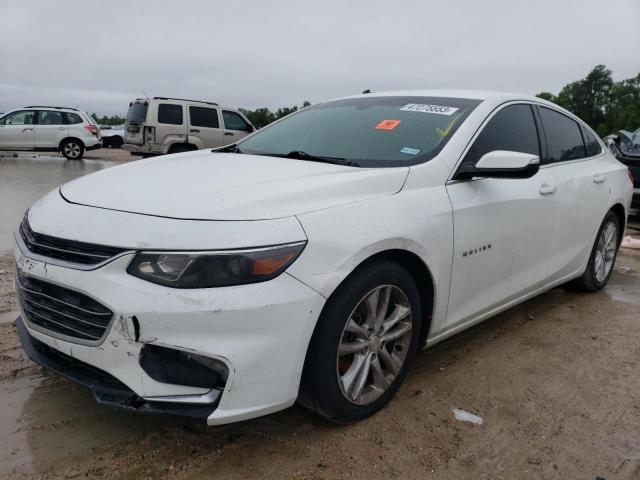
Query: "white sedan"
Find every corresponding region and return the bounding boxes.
[14,90,633,425]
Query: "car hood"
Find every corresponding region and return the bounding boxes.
[60,150,409,220]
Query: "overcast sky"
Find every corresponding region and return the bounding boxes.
[1,0,639,116]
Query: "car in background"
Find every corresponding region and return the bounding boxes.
[605,128,640,209]
[123,97,255,156]
[0,106,101,160]
[101,124,125,148]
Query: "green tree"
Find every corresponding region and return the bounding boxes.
[239,101,311,129]
[537,65,639,137]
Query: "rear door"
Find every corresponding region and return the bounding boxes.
[125,100,149,146]
[0,110,35,148]
[157,103,187,147]
[222,110,253,145]
[187,105,223,148]
[34,110,67,148]
[445,103,555,330]
[537,106,611,280]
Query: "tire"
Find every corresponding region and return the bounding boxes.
[299,261,421,423]
[60,139,84,160]
[569,210,621,292]
[110,136,124,149]
[168,144,193,154]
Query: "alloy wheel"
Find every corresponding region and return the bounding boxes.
[336,285,412,405]
[594,220,617,283]
[64,143,81,158]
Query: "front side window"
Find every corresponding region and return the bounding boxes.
[539,107,586,162]
[189,106,219,128]
[223,111,251,132]
[157,104,183,125]
[458,104,540,173]
[236,96,480,167]
[2,110,34,125]
[37,111,63,125]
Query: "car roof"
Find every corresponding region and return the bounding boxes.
[334,89,553,105]
[22,106,80,111]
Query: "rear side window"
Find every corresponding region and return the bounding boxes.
[64,113,83,124]
[37,111,63,125]
[539,107,586,162]
[158,104,183,125]
[2,110,34,125]
[189,106,219,128]
[581,126,602,157]
[223,110,251,132]
[459,104,540,170]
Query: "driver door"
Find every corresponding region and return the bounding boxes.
[445,103,555,330]
[0,110,36,149]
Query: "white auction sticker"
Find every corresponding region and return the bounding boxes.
[400,104,459,115]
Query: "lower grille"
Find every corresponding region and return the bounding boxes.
[16,271,113,343]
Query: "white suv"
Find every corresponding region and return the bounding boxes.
[123,97,255,156]
[0,106,101,160]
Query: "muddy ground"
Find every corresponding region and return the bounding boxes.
[0,220,638,478]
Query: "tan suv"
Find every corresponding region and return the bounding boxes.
[123,97,255,156]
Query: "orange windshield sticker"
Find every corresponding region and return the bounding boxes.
[375,119,401,130]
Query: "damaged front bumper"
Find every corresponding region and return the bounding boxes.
[16,315,218,421]
[13,246,325,426]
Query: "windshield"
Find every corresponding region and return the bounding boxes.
[237,96,480,167]
[126,101,148,123]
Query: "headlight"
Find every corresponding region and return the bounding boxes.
[127,241,306,288]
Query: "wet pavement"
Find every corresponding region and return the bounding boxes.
[0,154,117,251]
[0,153,639,478]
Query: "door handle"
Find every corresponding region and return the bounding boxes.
[224,132,234,136]
[189,129,200,133]
[593,174,606,184]
[57,127,66,130]
[539,183,556,195]
[21,128,34,132]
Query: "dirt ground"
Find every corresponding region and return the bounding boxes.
[1,213,639,479]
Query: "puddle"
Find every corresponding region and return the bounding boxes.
[0,371,176,476]
[606,270,640,306]
[0,156,116,250]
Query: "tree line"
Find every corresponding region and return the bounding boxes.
[537,65,640,137]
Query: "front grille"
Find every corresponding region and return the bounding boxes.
[19,215,127,266]
[16,271,113,342]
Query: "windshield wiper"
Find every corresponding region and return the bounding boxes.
[278,150,358,167]
[212,143,242,153]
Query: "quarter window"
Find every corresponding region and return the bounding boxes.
[37,111,63,125]
[2,110,35,125]
[539,107,586,162]
[223,111,251,132]
[64,113,83,124]
[189,106,219,128]
[459,104,540,171]
[158,104,183,125]
[581,126,602,157]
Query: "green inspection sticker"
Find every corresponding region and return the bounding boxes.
[400,147,421,155]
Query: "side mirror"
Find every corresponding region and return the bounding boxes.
[456,150,540,180]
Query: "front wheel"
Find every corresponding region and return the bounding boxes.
[299,261,421,423]
[570,210,621,292]
[60,139,84,160]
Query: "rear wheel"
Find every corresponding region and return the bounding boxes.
[299,261,421,423]
[110,136,124,149]
[569,210,620,292]
[60,139,84,160]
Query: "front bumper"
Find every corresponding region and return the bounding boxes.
[14,244,325,425]
[16,315,218,421]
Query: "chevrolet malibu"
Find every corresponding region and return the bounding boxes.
[14,90,633,425]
